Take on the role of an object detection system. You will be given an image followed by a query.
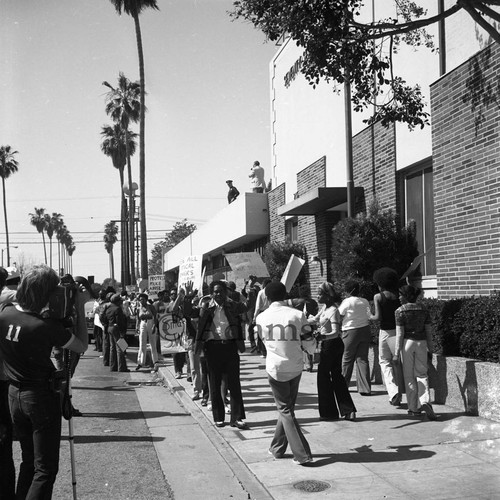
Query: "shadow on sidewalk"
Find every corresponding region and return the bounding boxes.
[308,444,436,467]
[81,410,188,420]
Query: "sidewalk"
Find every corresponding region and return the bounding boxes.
[157,348,500,500]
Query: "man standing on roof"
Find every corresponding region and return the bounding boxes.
[226,180,240,204]
[249,161,266,193]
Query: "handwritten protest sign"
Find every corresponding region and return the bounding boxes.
[178,255,203,292]
[148,274,165,295]
[224,252,269,280]
[281,254,305,293]
[157,313,189,353]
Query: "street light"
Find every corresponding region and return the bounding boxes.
[1,246,18,268]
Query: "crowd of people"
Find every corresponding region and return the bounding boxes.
[0,263,436,498]
[161,268,437,466]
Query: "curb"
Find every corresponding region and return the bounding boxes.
[156,364,274,500]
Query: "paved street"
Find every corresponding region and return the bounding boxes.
[11,342,500,500]
[12,346,253,500]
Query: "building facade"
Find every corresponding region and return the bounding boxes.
[164,3,500,300]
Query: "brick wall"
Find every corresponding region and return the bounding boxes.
[268,183,286,243]
[431,43,500,298]
[297,156,326,197]
[295,157,339,292]
[353,122,397,214]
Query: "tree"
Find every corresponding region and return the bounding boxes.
[108,0,160,280]
[263,241,307,297]
[45,212,63,269]
[59,230,74,276]
[148,219,197,275]
[103,72,141,285]
[55,222,68,275]
[230,0,500,129]
[67,243,76,275]
[101,122,138,286]
[29,207,48,264]
[104,221,119,280]
[0,145,19,267]
[330,200,418,298]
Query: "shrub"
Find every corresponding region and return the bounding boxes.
[330,200,418,299]
[456,295,500,363]
[422,297,464,356]
[421,295,500,362]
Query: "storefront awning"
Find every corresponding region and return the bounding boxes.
[276,187,363,216]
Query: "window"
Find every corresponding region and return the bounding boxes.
[285,217,298,242]
[400,158,436,276]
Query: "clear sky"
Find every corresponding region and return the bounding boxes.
[0,0,277,283]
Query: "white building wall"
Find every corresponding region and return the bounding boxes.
[270,1,444,197]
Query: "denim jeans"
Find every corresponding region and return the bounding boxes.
[0,380,15,499]
[8,385,62,500]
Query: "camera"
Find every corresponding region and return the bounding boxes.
[47,276,79,321]
[45,274,94,322]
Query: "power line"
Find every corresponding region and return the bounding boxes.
[0,237,167,246]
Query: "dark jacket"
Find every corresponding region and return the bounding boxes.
[103,303,128,334]
[186,297,247,351]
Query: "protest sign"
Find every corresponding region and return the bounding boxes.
[225,252,269,279]
[148,274,165,295]
[281,254,305,292]
[178,255,202,292]
[157,313,188,353]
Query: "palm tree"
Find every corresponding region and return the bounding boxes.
[67,243,75,275]
[0,145,19,267]
[45,212,63,269]
[108,0,159,279]
[55,222,67,275]
[59,230,73,275]
[29,207,48,264]
[103,72,140,285]
[104,221,119,280]
[101,123,137,286]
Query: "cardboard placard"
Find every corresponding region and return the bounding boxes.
[157,313,188,353]
[178,255,203,293]
[148,275,165,295]
[225,252,269,280]
[281,254,305,293]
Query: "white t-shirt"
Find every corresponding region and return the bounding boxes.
[256,302,315,382]
[338,296,370,330]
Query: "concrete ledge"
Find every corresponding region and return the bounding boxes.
[429,354,500,422]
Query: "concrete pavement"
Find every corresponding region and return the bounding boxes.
[157,347,500,500]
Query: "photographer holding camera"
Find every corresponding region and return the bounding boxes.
[0,265,89,500]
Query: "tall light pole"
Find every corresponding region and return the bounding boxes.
[1,245,18,267]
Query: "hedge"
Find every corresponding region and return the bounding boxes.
[421,294,500,363]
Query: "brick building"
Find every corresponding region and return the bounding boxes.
[165,3,500,300]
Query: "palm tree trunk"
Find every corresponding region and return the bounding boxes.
[42,232,47,264]
[134,13,148,278]
[49,237,53,268]
[125,128,135,284]
[119,168,129,287]
[2,177,10,267]
[109,249,115,280]
[57,240,61,275]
